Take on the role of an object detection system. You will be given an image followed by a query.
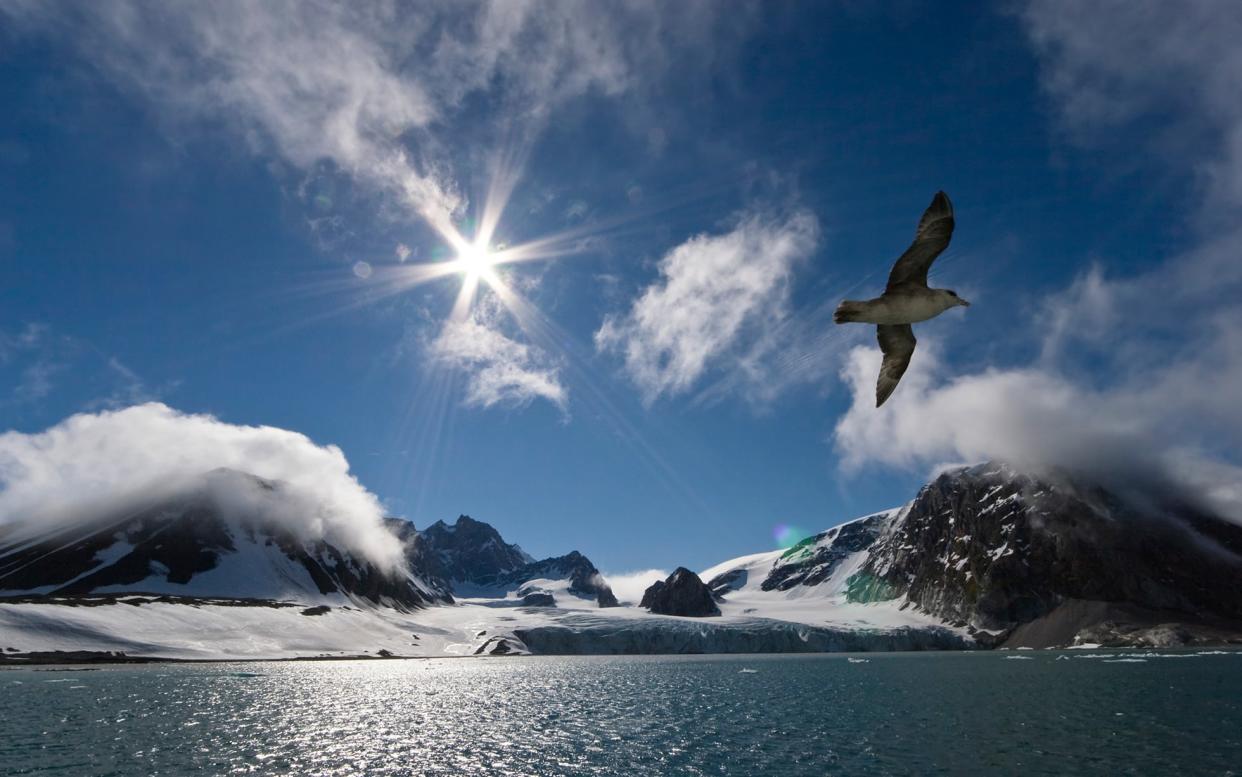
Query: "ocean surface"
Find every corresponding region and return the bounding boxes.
[2,651,1241,776]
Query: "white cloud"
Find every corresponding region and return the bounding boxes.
[596,211,819,403]
[0,2,455,228]
[0,2,758,414]
[0,1,748,236]
[1022,0,1242,213]
[834,328,1242,520]
[600,568,668,605]
[832,2,1242,522]
[429,304,567,413]
[0,403,405,569]
[0,3,763,417]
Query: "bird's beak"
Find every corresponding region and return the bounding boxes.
[958,298,971,307]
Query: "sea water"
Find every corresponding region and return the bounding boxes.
[2,651,1240,775]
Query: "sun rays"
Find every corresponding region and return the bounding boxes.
[333,157,719,520]
[275,148,817,525]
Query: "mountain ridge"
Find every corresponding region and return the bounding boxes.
[4,460,1242,659]
[702,462,1242,648]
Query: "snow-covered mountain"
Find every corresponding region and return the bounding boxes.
[3,461,1242,661]
[408,515,535,583]
[0,469,443,610]
[701,463,1242,649]
[391,514,619,607]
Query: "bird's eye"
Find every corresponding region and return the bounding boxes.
[948,290,957,297]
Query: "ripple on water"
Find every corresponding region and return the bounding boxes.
[2,652,1241,775]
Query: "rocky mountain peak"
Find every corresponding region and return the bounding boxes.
[410,515,618,607]
[641,567,720,617]
[417,515,532,583]
[855,461,1242,645]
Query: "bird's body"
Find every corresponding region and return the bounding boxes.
[834,287,961,326]
[834,191,968,407]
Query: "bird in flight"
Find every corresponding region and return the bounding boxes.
[834,191,967,407]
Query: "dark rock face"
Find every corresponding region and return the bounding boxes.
[520,591,556,607]
[848,463,1242,645]
[706,568,747,599]
[415,515,532,583]
[381,519,454,601]
[641,568,721,617]
[0,505,233,594]
[697,462,1242,647]
[411,516,619,607]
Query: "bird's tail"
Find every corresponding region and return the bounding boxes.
[834,300,865,324]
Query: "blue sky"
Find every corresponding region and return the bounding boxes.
[2,2,1239,573]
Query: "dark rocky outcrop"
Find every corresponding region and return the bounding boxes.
[706,568,747,599]
[641,568,721,617]
[842,463,1242,646]
[519,590,556,607]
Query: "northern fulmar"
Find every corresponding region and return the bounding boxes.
[834,191,967,407]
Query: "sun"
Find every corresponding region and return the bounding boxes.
[453,242,498,281]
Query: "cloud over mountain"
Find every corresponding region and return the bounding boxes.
[0,403,405,569]
[833,0,1242,522]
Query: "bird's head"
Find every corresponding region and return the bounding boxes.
[942,289,970,307]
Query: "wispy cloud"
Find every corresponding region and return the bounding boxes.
[429,298,567,413]
[0,1,758,412]
[82,357,180,411]
[833,1,1242,521]
[1,1,749,237]
[1,323,70,405]
[595,210,819,404]
[13,360,63,403]
[0,322,47,365]
[1,323,176,411]
[1022,0,1242,212]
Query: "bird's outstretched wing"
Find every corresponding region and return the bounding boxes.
[876,324,916,407]
[886,191,954,291]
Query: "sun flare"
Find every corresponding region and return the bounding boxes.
[454,243,498,280]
